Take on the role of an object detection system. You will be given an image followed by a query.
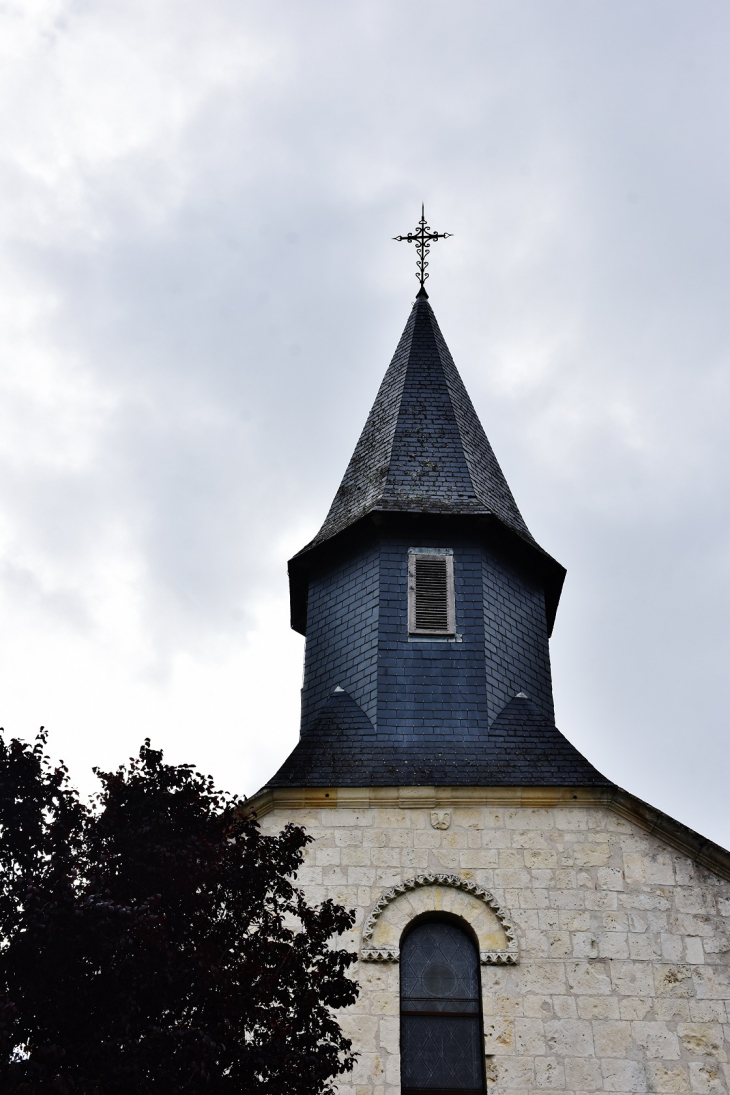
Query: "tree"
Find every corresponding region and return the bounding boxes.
[0,731,358,1094]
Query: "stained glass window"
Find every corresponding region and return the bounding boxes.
[400,919,485,1095]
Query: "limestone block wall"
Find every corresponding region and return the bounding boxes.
[258,796,730,1095]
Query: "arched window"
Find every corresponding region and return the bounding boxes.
[400,918,485,1095]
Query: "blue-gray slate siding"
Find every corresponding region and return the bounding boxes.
[482,543,555,723]
[301,543,379,733]
[377,536,489,744]
[268,690,609,787]
[273,530,608,788]
[299,533,554,741]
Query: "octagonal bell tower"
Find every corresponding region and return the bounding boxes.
[269,285,607,791]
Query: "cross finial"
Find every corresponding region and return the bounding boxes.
[393,203,453,291]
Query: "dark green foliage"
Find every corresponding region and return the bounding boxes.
[0,732,358,1094]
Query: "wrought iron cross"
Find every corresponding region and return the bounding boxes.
[393,204,452,289]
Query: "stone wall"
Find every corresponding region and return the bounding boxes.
[258,796,730,1095]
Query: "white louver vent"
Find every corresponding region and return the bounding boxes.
[408,550,455,635]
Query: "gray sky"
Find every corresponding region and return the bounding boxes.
[1,0,729,846]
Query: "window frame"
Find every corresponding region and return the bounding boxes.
[407,549,456,637]
[399,913,486,1095]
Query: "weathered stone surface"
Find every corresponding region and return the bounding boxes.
[260,802,730,1095]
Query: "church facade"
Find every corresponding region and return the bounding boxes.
[249,286,730,1095]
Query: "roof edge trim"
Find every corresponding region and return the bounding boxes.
[288,511,566,636]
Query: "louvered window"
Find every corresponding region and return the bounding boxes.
[408,551,455,635]
[400,919,485,1095]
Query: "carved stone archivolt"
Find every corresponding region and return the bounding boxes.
[360,873,518,964]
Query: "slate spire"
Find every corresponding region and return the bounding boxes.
[269,288,609,792]
[290,290,565,637]
[305,291,535,552]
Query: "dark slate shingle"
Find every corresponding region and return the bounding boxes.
[298,292,535,555]
[267,689,610,789]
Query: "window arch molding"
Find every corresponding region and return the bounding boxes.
[360,872,518,964]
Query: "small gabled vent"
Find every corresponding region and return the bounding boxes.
[408,550,455,635]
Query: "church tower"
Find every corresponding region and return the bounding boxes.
[273,283,606,792]
[251,223,730,1095]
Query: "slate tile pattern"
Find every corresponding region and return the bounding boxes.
[300,543,380,733]
[267,691,610,788]
[480,540,555,724]
[299,533,556,739]
[269,292,609,792]
[300,293,535,554]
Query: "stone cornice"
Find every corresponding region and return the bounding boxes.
[244,784,730,884]
[607,786,730,882]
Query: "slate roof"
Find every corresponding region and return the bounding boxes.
[266,689,611,789]
[271,291,591,790]
[298,289,538,556]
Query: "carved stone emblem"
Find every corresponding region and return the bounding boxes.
[430,810,451,830]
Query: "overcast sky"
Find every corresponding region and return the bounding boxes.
[1,0,729,846]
